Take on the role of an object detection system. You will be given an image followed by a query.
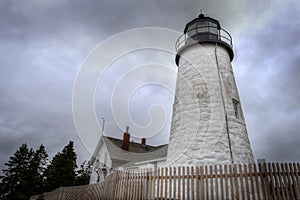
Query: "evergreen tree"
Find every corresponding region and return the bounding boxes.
[27,145,48,195]
[45,141,77,191]
[0,143,48,200]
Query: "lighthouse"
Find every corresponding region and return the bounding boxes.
[166,14,254,166]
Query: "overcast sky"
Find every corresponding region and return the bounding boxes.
[1,0,300,172]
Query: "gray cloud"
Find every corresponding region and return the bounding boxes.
[234,3,300,162]
[1,0,300,173]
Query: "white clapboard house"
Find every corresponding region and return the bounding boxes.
[89,127,168,183]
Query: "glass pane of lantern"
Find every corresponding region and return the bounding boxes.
[209,22,218,35]
[187,23,197,36]
[197,21,208,32]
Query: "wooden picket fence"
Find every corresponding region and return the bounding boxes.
[31,162,300,200]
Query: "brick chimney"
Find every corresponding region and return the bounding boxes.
[122,126,130,151]
[141,138,146,145]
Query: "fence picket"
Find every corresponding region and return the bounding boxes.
[173,167,176,199]
[253,164,261,200]
[263,163,272,199]
[196,166,200,200]
[257,163,266,200]
[169,167,172,199]
[182,167,186,199]
[294,163,300,198]
[210,165,214,200]
[205,165,209,199]
[276,163,287,200]
[147,169,150,200]
[229,164,235,200]
[219,165,224,200]
[160,168,164,199]
[290,163,300,199]
[187,166,190,200]
[139,169,142,200]
[281,163,292,200]
[124,171,128,199]
[268,163,276,200]
[234,164,240,200]
[165,167,168,200]
[200,166,205,200]
[120,171,125,200]
[148,169,152,200]
[272,163,280,199]
[239,164,245,200]
[244,164,250,199]
[114,172,119,199]
[133,171,139,199]
[284,163,295,200]
[129,170,134,199]
[215,165,219,199]
[191,166,195,200]
[152,168,156,200]
[137,169,144,199]
[178,167,181,200]
[224,165,229,200]
[157,168,160,199]
[249,163,255,200]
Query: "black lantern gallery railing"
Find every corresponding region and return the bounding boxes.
[175,25,233,52]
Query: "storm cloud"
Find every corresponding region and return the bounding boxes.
[0,0,299,172]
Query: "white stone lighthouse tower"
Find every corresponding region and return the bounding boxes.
[167,14,254,166]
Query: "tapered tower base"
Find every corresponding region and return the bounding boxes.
[167,38,254,166]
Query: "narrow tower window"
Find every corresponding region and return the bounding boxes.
[232,99,240,119]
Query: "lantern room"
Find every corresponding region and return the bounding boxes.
[175,14,234,65]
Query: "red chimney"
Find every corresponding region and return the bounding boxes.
[141,138,146,145]
[122,126,130,151]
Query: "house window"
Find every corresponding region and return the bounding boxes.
[102,167,107,177]
[232,99,240,119]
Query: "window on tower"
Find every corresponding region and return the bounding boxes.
[232,99,240,119]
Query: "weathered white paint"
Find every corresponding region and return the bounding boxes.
[89,139,112,184]
[167,43,254,166]
[117,158,167,171]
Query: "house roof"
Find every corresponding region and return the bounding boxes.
[105,136,166,153]
[102,136,168,165]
